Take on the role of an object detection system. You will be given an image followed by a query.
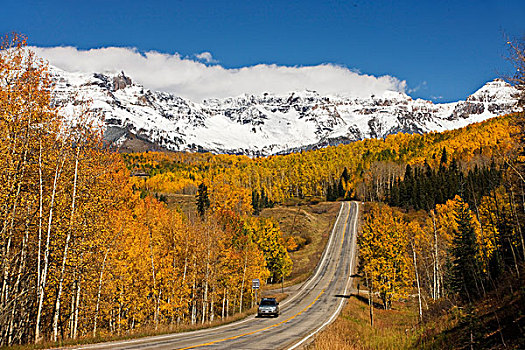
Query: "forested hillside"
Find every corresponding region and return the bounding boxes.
[318,88,524,349]
[126,110,517,207]
[124,81,525,349]
[0,36,292,347]
[311,112,524,348]
[125,102,523,349]
[1,36,523,348]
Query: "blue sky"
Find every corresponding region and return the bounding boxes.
[2,0,524,101]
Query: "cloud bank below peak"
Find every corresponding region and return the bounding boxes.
[31,46,407,102]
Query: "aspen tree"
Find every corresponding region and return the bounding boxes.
[358,203,412,310]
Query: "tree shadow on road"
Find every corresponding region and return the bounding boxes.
[334,293,383,309]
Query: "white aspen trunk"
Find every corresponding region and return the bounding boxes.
[7,212,29,346]
[431,210,440,299]
[202,249,210,324]
[1,229,12,320]
[509,188,525,259]
[37,140,43,310]
[201,290,206,324]
[1,116,31,312]
[92,224,124,337]
[227,292,230,318]
[118,296,122,335]
[191,261,197,325]
[210,290,214,322]
[239,251,248,313]
[69,281,75,339]
[53,148,79,342]
[6,262,17,345]
[109,309,113,333]
[156,289,162,328]
[521,182,525,214]
[191,290,196,325]
[412,242,423,322]
[147,227,159,329]
[221,287,227,319]
[179,239,189,313]
[35,153,66,343]
[0,245,8,308]
[73,281,81,339]
[93,249,110,337]
[366,271,373,327]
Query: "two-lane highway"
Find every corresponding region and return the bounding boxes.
[73,201,359,350]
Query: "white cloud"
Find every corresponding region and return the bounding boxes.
[31,46,407,102]
[408,81,427,94]
[195,51,217,64]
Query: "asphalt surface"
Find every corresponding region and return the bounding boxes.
[73,201,359,350]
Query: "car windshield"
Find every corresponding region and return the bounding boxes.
[260,299,276,306]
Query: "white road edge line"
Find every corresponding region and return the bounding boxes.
[74,203,348,350]
[287,201,359,350]
[281,202,345,307]
[73,315,258,349]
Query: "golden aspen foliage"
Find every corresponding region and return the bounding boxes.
[125,113,518,207]
[358,203,413,310]
[0,34,133,344]
[2,33,523,346]
[245,217,293,283]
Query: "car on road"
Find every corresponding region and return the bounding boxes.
[257,297,279,317]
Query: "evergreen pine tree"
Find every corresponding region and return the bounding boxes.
[196,182,210,217]
[326,183,336,201]
[401,164,413,208]
[252,189,260,215]
[449,197,482,301]
[389,178,400,206]
[440,146,448,166]
[341,167,350,182]
[261,188,272,208]
[413,176,421,210]
[338,178,345,198]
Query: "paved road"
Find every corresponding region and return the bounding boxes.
[73,201,359,350]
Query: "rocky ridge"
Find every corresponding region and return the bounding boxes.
[50,67,519,155]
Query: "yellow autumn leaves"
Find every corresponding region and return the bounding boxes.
[0,36,292,346]
[359,188,525,311]
[359,204,412,310]
[124,114,517,206]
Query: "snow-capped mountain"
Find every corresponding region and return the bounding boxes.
[50,67,519,155]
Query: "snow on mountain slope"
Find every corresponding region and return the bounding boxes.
[49,66,519,155]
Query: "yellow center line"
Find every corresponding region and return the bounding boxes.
[177,289,325,350]
[340,203,351,245]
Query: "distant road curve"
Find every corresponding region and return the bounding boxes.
[72,201,360,350]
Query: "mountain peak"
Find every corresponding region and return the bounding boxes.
[467,79,516,103]
[112,71,132,91]
[49,66,519,155]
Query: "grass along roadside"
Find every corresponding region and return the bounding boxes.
[163,193,340,287]
[308,268,525,349]
[260,201,341,286]
[308,293,419,350]
[4,302,275,350]
[7,200,340,350]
